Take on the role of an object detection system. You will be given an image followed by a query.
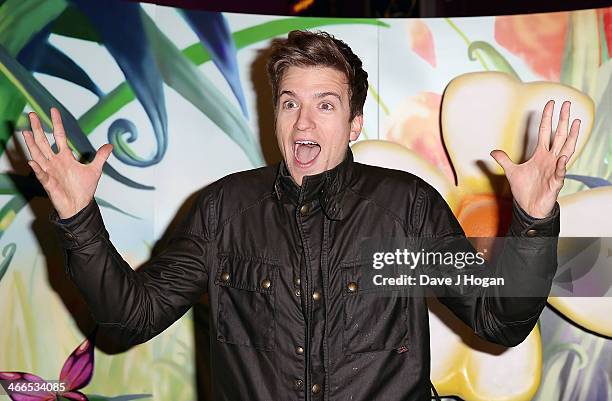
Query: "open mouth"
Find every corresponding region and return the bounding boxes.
[293,140,321,167]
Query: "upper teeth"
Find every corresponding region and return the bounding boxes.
[296,140,318,145]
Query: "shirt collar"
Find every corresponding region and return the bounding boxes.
[273,147,356,220]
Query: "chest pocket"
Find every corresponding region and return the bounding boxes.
[341,260,410,355]
[215,254,279,351]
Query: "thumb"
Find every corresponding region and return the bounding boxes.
[555,155,568,179]
[490,149,513,171]
[91,143,113,171]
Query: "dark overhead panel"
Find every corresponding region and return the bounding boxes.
[133,0,612,17]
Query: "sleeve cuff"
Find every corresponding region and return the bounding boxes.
[510,198,560,237]
[48,199,107,249]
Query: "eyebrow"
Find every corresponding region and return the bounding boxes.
[315,91,342,102]
[279,90,342,103]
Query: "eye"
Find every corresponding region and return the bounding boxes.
[319,102,334,111]
[283,100,298,110]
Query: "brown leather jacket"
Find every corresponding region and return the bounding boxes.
[50,148,560,401]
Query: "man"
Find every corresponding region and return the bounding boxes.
[24,30,578,400]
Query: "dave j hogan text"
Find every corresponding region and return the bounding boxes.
[372,274,505,288]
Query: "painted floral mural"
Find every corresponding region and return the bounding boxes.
[0,1,610,400]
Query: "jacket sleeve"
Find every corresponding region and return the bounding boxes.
[49,191,213,348]
[414,180,560,347]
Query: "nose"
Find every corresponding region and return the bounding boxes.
[294,106,315,131]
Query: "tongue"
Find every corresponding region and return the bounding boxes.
[295,144,321,164]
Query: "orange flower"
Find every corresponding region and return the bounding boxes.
[495,12,569,81]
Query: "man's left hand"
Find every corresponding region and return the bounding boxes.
[490,100,581,218]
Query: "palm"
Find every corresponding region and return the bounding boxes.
[490,100,581,218]
[23,108,113,219]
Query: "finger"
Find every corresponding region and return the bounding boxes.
[555,155,568,180]
[91,143,113,172]
[28,111,54,159]
[21,130,50,170]
[537,100,555,151]
[550,101,571,155]
[50,107,69,152]
[490,149,514,171]
[558,119,581,161]
[27,160,50,186]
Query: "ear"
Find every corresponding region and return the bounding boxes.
[349,114,363,141]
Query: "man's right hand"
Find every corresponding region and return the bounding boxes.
[22,107,114,219]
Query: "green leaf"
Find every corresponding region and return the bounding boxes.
[0,194,27,241]
[142,12,263,166]
[0,78,25,152]
[232,17,389,50]
[0,0,66,56]
[467,41,520,80]
[0,0,67,156]
[95,196,142,220]
[0,242,16,282]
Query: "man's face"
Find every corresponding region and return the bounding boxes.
[275,66,363,186]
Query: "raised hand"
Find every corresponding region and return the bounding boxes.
[490,100,581,218]
[22,107,113,219]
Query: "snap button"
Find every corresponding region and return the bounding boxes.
[311,383,321,394]
[347,282,358,293]
[526,229,538,237]
[299,203,310,216]
[220,271,230,281]
[312,291,321,301]
[294,277,301,286]
[296,345,304,354]
[294,379,304,390]
[261,278,271,289]
[63,232,75,241]
[295,289,301,297]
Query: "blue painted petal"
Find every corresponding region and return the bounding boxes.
[16,24,50,71]
[0,43,152,190]
[565,174,612,188]
[23,42,104,97]
[72,0,167,167]
[142,13,263,166]
[181,10,249,118]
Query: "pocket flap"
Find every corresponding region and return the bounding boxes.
[214,253,279,294]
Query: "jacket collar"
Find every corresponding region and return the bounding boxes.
[273,147,356,220]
